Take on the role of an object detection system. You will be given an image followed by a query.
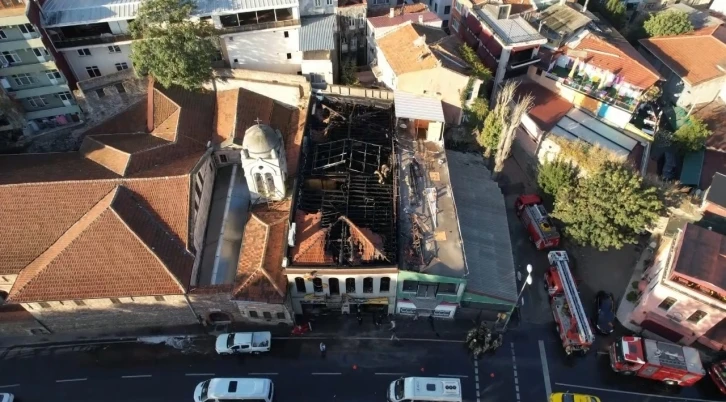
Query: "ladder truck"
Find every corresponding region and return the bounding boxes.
[514,194,560,250]
[545,251,594,355]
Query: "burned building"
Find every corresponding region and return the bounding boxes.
[285,94,399,316]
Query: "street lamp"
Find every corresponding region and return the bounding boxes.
[501,264,533,332]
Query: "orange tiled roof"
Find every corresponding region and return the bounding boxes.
[214,88,306,177]
[640,25,726,86]
[367,3,429,17]
[377,23,439,76]
[292,211,334,265]
[233,203,290,303]
[573,31,661,89]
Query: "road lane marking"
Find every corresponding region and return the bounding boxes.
[511,342,520,401]
[375,373,405,376]
[439,374,468,378]
[274,336,464,343]
[474,359,481,402]
[186,373,215,376]
[0,384,19,389]
[121,375,152,378]
[311,372,342,375]
[538,340,552,398]
[56,378,87,383]
[554,383,723,402]
[248,373,278,376]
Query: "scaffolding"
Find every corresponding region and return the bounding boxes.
[294,96,397,266]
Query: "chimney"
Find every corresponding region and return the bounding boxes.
[389,7,394,17]
[418,14,424,24]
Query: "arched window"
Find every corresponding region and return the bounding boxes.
[329,278,340,295]
[363,277,373,293]
[379,277,391,293]
[264,173,276,196]
[294,277,306,293]
[254,173,265,195]
[313,278,323,293]
[345,278,356,293]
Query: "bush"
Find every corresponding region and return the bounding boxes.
[631,281,639,290]
[537,159,578,201]
[673,116,712,153]
[626,291,639,302]
[643,10,694,37]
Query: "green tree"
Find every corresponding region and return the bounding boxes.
[553,161,662,250]
[464,97,489,130]
[643,10,694,37]
[537,159,578,201]
[459,44,493,83]
[673,116,712,152]
[603,0,627,28]
[341,59,358,85]
[130,0,217,90]
[478,108,503,157]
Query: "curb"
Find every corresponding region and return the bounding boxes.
[0,334,213,355]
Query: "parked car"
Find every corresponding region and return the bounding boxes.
[594,291,615,335]
[550,392,600,402]
[0,393,14,402]
[194,378,273,402]
[215,332,271,355]
[709,360,726,394]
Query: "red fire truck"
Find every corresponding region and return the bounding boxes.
[514,194,560,250]
[545,251,594,355]
[609,336,705,386]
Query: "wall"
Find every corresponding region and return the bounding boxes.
[187,291,245,325]
[61,43,133,82]
[432,0,453,26]
[74,70,147,125]
[235,301,294,324]
[301,58,333,84]
[678,77,726,108]
[0,274,17,293]
[396,67,471,125]
[210,68,309,107]
[21,295,199,335]
[191,152,217,255]
[396,270,465,304]
[299,0,337,16]
[220,28,302,76]
[337,5,367,60]
[374,47,396,89]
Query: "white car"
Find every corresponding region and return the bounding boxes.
[0,393,14,402]
[215,332,271,355]
[194,378,273,402]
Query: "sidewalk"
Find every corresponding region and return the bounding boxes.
[615,237,658,333]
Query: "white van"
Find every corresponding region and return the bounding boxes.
[388,377,462,402]
[193,378,273,402]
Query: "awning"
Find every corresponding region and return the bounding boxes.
[394,90,445,123]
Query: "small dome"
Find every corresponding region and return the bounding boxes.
[242,124,280,155]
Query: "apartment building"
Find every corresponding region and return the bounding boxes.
[0,0,80,133]
[337,0,366,66]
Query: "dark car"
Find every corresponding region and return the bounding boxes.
[594,291,615,335]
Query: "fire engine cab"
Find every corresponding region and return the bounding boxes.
[609,336,705,386]
[545,251,594,355]
[514,194,560,250]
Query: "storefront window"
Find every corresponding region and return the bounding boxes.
[437,282,458,295]
[402,280,418,292]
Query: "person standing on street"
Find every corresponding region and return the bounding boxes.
[357,309,363,326]
[319,341,326,358]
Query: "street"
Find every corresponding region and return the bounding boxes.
[2,322,726,402]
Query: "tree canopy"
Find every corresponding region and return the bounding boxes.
[537,159,578,202]
[459,44,493,83]
[643,10,694,37]
[602,0,627,29]
[553,161,662,250]
[672,116,712,152]
[130,0,217,90]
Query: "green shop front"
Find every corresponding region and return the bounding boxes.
[395,271,467,318]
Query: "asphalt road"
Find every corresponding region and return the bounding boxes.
[3,325,726,402]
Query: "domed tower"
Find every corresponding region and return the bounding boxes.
[241,123,287,202]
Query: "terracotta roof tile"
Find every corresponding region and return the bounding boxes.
[368,9,440,27]
[89,133,170,154]
[693,99,726,152]
[502,0,535,14]
[640,25,726,86]
[292,211,334,264]
[83,101,148,136]
[574,32,661,89]
[7,186,189,303]
[214,89,240,144]
[377,23,439,75]
[233,203,290,303]
[368,3,429,17]
[515,81,573,131]
[79,136,131,176]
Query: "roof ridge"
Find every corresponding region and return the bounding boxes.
[586,31,661,82]
[234,214,270,294]
[257,259,286,298]
[0,174,192,188]
[8,187,119,301]
[293,226,330,261]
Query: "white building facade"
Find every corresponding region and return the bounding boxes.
[240,123,288,202]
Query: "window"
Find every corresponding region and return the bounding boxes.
[18,23,35,34]
[327,0,333,5]
[12,73,35,86]
[276,312,286,319]
[437,282,458,295]
[346,278,356,293]
[219,154,228,163]
[115,83,126,93]
[249,310,259,318]
[687,310,707,323]
[455,1,463,12]
[295,277,306,292]
[402,280,418,292]
[434,3,438,12]
[286,53,292,60]
[233,58,239,63]
[108,45,121,53]
[263,311,272,319]
[86,66,101,78]
[195,182,202,198]
[284,31,289,38]
[110,298,122,304]
[451,18,460,32]
[73,300,86,306]
[57,91,72,101]
[349,17,355,27]
[27,96,47,108]
[329,278,340,295]
[38,302,51,309]
[444,5,451,14]
[314,0,321,6]
[264,172,275,196]
[363,277,373,293]
[380,277,391,293]
[254,173,265,194]
[115,62,129,71]
[155,295,166,302]
[95,88,105,98]
[46,69,61,80]
[313,278,323,293]
[2,51,19,64]
[77,48,91,56]
[0,29,6,39]
[32,48,49,57]
[658,297,677,311]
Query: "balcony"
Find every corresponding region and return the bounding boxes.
[52,34,133,49]
[219,18,299,34]
[544,66,638,112]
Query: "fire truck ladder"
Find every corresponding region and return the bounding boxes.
[548,251,595,346]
